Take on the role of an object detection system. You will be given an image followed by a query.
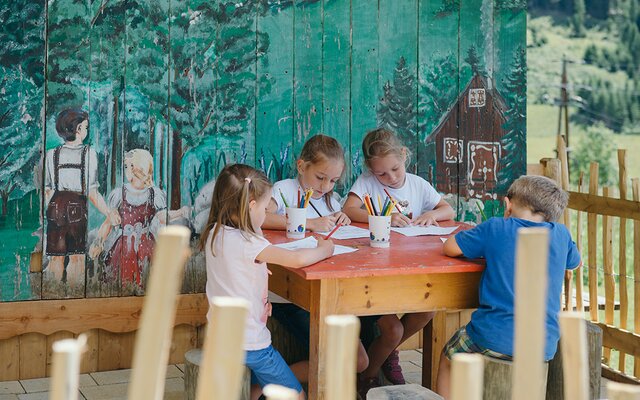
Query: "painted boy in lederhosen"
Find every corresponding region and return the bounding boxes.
[44,108,119,285]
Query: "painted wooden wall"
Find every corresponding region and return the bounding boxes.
[0,0,526,302]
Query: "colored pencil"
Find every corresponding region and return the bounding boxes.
[362,195,373,215]
[297,188,301,208]
[324,223,342,240]
[304,189,313,208]
[381,198,390,216]
[309,201,323,217]
[368,194,379,216]
[377,195,383,213]
[279,189,290,208]
[382,188,403,214]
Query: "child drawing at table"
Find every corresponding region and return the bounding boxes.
[201,164,334,400]
[89,149,189,287]
[263,134,351,232]
[343,127,455,396]
[436,176,580,399]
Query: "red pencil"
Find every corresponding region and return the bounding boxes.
[382,188,403,214]
[325,223,342,240]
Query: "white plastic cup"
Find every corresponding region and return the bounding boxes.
[368,215,391,248]
[285,207,307,239]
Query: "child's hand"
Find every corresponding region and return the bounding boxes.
[89,240,103,259]
[413,211,440,227]
[332,211,351,226]
[391,212,412,227]
[308,215,338,232]
[316,237,335,256]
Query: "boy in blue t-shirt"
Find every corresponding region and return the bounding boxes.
[436,176,581,398]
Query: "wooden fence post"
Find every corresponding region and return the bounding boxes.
[603,186,614,364]
[576,172,585,313]
[559,312,589,400]
[325,315,360,400]
[50,334,87,400]
[607,381,640,400]
[451,353,483,400]
[588,162,599,322]
[195,297,250,400]
[632,178,640,377]
[127,226,191,400]
[618,150,629,371]
[263,384,299,400]
[512,228,549,400]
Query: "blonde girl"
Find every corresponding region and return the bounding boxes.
[263,134,351,232]
[90,149,188,286]
[200,164,334,400]
[343,128,454,396]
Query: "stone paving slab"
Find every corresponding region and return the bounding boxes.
[20,374,97,393]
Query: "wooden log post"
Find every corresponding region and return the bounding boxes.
[451,353,483,400]
[512,228,549,400]
[482,357,549,400]
[588,162,599,322]
[632,178,640,377]
[50,334,87,400]
[559,312,589,400]
[184,349,251,400]
[576,172,585,313]
[324,315,359,400]
[196,297,251,400]
[618,150,629,371]
[603,186,614,364]
[263,384,299,400]
[607,381,640,400]
[127,226,191,400]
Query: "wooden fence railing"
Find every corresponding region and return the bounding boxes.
[535,142,640,385]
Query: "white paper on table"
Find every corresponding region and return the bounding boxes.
[274,236,358,256]
[440,237,447,243]
[390,225,459,237]
[317,225,370,240]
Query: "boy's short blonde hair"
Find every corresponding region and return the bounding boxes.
[506,175,569,222]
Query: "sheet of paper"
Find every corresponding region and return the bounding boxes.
[390,225,459,237]
[317,225,370,240]
[440,237,447,243]
[274,236,357,256]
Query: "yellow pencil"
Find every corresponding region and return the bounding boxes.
[304,189,313,208]
[377,195,382,212]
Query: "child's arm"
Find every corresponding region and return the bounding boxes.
[342,193,370,223]
[413,198,455,227]
[89,188,121,225]
[443,235,463,257]
[262,198,287,230]
[256,237,335,269]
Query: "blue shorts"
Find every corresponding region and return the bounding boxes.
[246,345,303,393]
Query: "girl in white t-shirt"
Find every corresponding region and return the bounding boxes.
[263,134,351,232]
[200,164,334,400]
[344,128,455,397]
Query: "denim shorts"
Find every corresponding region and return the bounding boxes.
[246,345,303,392]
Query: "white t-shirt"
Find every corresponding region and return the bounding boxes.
[349,172,441,217]
[45,144,99,193]
[272,178,341,218]
[205,226,272,351]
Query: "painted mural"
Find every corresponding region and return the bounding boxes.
[0,0,526,301]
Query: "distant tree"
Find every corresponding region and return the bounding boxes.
[464,46,486,77]
[584,44,599,65]
[377,57,417,158]
[496,0,526,10]
[570,124,615,185]
[497,47,526,194]
[572,0,586,37]
[418,52,458,139]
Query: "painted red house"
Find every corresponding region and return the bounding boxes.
[428,74,508,200]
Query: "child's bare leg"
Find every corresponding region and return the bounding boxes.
[357,341,369,373]
[66,254,85,285]
[436,352,451,399]
[361,315,403,378]
[47,256,64,281]
[250,384,261,400]
[399,311,435,344]
[289,360,309,383]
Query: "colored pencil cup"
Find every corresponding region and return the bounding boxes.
[285,207,307,239]
[368,215,391,248]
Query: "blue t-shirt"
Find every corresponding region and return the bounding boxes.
[455,217,581,360]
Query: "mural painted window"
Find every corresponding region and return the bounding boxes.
[468,88,486,108]
[444,138,464,164]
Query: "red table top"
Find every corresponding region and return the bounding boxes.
[263,220,485,280]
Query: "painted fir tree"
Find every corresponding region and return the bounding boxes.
[377,57,417,154]
[497,46,526,194]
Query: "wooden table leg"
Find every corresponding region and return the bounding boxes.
[422,318,434,390]
[308,279,339,400]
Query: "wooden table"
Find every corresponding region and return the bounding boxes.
[265,221,484,399]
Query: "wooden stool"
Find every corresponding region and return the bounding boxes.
[483,356,549,400]
[184,348,251,400]
[367,384,444,400]
[545,321,603,399]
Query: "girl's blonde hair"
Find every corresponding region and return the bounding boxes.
[198,164,272,252]
[125,149,154,188]
[361,128,411,169]
[299,134,345,212]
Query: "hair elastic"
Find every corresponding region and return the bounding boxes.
[245,177,251,183]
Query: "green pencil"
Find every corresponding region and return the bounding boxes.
[279,189,290,208]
